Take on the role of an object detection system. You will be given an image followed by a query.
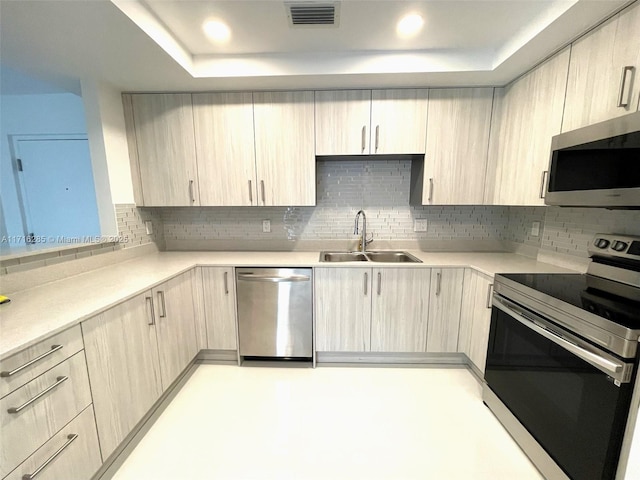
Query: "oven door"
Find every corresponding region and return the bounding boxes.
[486,295,635,480]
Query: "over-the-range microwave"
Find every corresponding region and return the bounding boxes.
[544,111,640,209]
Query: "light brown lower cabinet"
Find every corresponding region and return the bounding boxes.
[458,269,494,373]
[426,268,464,352]
[201,267,238,350]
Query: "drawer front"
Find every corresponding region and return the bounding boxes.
[0,351,92,477]
[1,326,84,398]
[4,406,102,480]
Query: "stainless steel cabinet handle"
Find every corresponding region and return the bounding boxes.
[248,180,253,205]
[224,271,229,295]
[364,272,368,295]
[260,180,266,205]
[22,433,78,479]
[539,171,548,199]
[361,125,366,153]
[428,178,434,203]
[618,66,635,107]
[375,125,380,152]
[145,296,155,326]
[436,272,442,296]
[8,376,68,414]
[237,273,310,283]
[1,345,63,377]
[189,180,195,204]
[377,272,382,295]
[486,283,494,309]
[157,291,167,318]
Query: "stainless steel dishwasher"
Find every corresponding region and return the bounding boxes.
[236,268,313,360]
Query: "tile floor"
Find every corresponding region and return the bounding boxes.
[110,365,546,480]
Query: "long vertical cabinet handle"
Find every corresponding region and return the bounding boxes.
[436,272,442,296]
[157,291,167,318]
[539,171,548,199]
[377,272,382,295]
[361,126,367,153]
[375,125,380,152]
[486,283,494,309]
[260,180,266,205]
[189,180,195,204]
[618,66,635,107]
[22,433,78,479]
[145,296,156,325]
[363,272,368,296]
[224,271,229,295]
[248,180,253,205]
[428,178,434,203]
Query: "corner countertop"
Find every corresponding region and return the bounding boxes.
[0,250,577,360]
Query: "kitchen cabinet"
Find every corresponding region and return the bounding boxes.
[253,91,316,206]
[426,268,464,352]
[152,270,199,388]
[370,268,431,352]
[315,89,428,155]
[315,267,372,352]
[127,93,199,206]
[458,269,493,374]
[81,292,163,459]
[419,88,493,205]
[201,267,238,350]
[192,92,257,206]
[562,1,640,132]
[485,47,570,206]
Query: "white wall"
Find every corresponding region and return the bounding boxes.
[0,93,89,239]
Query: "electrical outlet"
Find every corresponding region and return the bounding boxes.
[531,221,540,237]
[144,221,153,235]
[262,219,271,233]
[414,219,428,232]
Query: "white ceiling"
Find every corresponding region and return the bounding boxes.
[0,0,632,94]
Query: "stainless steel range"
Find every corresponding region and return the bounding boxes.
[484,234,640,480]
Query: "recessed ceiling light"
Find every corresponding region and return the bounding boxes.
[203,19,231,43]
[397,13,424,38]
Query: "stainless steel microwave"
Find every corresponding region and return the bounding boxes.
[544,111,640,209]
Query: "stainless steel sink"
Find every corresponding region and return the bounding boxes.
[319,251,421,263]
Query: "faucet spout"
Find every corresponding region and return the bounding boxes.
[354,210,367,253]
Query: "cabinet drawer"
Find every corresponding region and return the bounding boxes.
[0,351,92,477]
[4,406,102,480]
[1,326,84,398]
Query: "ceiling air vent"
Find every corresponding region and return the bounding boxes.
[286,2,340,27]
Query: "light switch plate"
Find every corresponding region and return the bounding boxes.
[531,221,540,237]
[414,219,428,232]
[262,220,271,233]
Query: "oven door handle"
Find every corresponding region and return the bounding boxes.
[493,296,630,382]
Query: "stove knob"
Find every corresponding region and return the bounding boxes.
[595,238,610,248]
[612,241,628,252]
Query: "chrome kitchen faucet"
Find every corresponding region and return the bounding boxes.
[354,210,373,252]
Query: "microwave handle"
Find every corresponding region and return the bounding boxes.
[539,170,548,199]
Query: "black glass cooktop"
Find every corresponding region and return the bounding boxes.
[498,273,640,330]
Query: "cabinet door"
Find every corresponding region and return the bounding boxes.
[486,48,570,205]
[459,270,493,373]
[202,267,238,350]
[81,292,162,459]
[370,89,428,154]
[371,268,431,353]
[315,268,372,352]
[153,271,199,389]
[315,90,372,155]
[130,94,199,206]
[563,2,640,132]
[253,91,316,206]
[192,92,258,206]
[424,88,493,204]
[426,268,464,352]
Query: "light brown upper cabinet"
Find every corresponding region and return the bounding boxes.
[562,2,640,132]
[253,91,316,206]
[315,89,428,155]
[126,94,200,206]
[485,48,570,206]
[192,92,257,206]
[417,88,494,205]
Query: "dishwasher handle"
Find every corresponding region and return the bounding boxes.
[237,273,311,283]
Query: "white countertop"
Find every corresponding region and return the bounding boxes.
[0,250,576,360]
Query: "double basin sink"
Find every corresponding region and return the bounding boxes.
[320,251,422,263]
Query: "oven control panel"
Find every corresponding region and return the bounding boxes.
[589,234,640,260]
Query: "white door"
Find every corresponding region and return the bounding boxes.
[16,138,100,241]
